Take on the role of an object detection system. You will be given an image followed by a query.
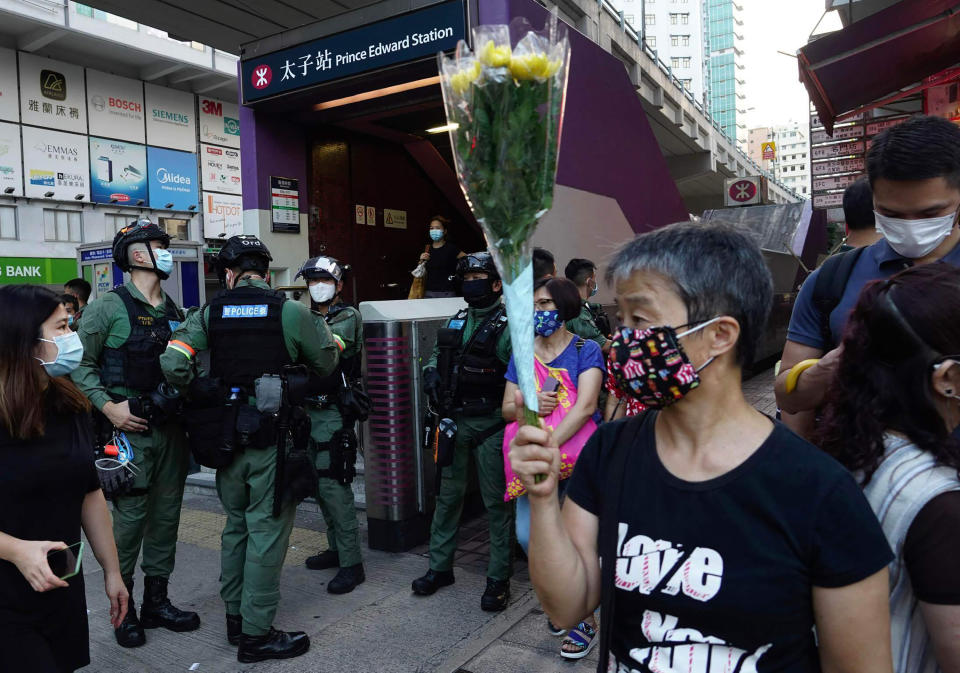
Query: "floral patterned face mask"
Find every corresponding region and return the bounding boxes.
[608,318,720,408]
[535,309,562,337]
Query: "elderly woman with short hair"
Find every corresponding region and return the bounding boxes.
[509,223,896,673]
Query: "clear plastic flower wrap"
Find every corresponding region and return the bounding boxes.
[438,13,570,437]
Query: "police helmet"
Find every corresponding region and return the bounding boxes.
[112,219,170,272]
[295,256,343,283]
[216,235,272,285]
[455,251,500,281]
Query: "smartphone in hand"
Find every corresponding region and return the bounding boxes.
[47,541,84,580]
[541,377,560,394]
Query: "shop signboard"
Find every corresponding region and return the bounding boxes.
[0,48,18,122]
[813,192,844,208]
[89,137,148,205]
[810,140,864,160]
[145,83,196,151]
[811,157,865,176]
[0,121,23,196]
[270,176,299,233]
[866,116,909,136]
[240,0,466,103]
[812,174,859,192]
[198,97,240,148]
[202,191,243,238]
[86,69,145,143]
[200,143,241,194]
[810,125,864,144]
[22,126,89,199]
[19,53,87,133]
[810,111,863,129]
[0,256,77,284]
[147,146,198,210]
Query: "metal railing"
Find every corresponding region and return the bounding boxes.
[597,0,803,201]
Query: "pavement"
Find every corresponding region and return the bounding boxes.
[82,368,777,673]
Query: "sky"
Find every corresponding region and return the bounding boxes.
[740,0,843,130]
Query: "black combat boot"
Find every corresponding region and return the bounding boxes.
[480,578,510,612]
[304,549,339,570]
[114,578,146,648]
[226,613,242,646]
[327,564,365,594]
[237,628,310,663]
[140,576,201,632]
[411,568,455,596]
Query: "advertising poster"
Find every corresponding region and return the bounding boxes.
[200,143,241,194]
[86,69,145,142]
[198,96,240,148]
[0,257,77,285]
[94,262,111,296]
[22,126,89,199]
[147,146,198,210]
[0,121,23,196]
[202,191,243,238]
[89,137,148,205]
[145,83,196,151]
[19,52,87,133]
[0,48,18,122]
[270,176,299,233]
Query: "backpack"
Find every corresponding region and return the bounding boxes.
[811,246,865,349]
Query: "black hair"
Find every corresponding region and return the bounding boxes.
[535,276,581,322]
[429,215,451,229]
[867,115,960,189]
[64,278,91,303]
[564,258,596,287]
[533,247,555,281]
[59,293,79,312]
[842,177,875,232]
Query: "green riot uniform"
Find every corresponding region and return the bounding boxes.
[425,299,514,582]
[71,281,188,583]
[159,278,339,638]
[307,303,363,568]
[566,301,608,349]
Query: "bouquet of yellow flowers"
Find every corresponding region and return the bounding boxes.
[438,14,570,430]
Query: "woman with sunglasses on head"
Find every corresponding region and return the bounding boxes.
[817,264,960,673]
[0,285,127,672]
[510,223,895,673]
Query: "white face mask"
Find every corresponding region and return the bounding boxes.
[309,282,336,304]
[874,209,957,259]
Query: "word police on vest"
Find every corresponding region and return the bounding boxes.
[222,304,268,318]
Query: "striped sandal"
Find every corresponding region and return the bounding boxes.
[560,620,597,660]
[546,618,567,637]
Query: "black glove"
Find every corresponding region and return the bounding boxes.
[423,367,441,404]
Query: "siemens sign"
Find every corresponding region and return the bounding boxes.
[147,146,199,211]
[240,0,465,103]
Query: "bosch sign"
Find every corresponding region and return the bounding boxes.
[110,97,142,112]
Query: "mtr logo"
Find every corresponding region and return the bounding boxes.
[251,65,272,90]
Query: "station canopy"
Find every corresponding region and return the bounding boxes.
[799,0,960,134]
[80,0,383,54]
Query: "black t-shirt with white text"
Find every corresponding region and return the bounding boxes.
[565,416,892,673]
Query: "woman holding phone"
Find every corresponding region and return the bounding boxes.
[0,285,127,672]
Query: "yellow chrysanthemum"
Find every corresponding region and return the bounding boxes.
[478,39,512,68]
[449,61,482,95]
[509,53,562,81]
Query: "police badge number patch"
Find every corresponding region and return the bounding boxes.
[222,305,269,318]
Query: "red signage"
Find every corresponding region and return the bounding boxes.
[811,140,865,160]
[251,65,272,90]
[728,179,758,203]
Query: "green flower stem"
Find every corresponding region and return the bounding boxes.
[520,405,546,483]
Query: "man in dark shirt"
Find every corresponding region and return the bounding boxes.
[839,177,881,251]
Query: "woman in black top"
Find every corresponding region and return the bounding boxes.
[0,285,127,672]
[420,215,465,298]
[509,224,895,673]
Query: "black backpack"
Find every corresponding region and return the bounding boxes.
[810,247,865,349]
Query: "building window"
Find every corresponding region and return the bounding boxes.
[645,13,655,25]
[671,35,679,46]
[625,14,635,24]
[681,34,690,46]
[681,12,689,24]
[671,57,681,68]
[682,57,691,68]
[43,209,82,242]
[0,206,16,240]
[670,13,678,24]
[159,217,189,241]
[104,213,131,235]
[681,78,692,88]
[647,35,656,47]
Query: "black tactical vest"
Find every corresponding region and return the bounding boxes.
[208,286,291,389]
[439,305,508,410]
[100,285,183,393]
[307,303,361,396]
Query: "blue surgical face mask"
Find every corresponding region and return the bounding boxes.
[67,315,75,327]
[36,332,84,377]
[589,279,599,298]
[429,230,444,242]
[535,309,562,337]
[154,248,174,275]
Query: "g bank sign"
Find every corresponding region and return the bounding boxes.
[147,147,199,211]
[240,0,465,103]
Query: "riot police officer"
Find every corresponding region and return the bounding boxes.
[296,256,366,594]
[411,252,514,612]
[159,235,339,663]
[71,220,198,648]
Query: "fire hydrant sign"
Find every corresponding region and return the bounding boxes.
[240,0,465,103]
[270,176,300,233]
